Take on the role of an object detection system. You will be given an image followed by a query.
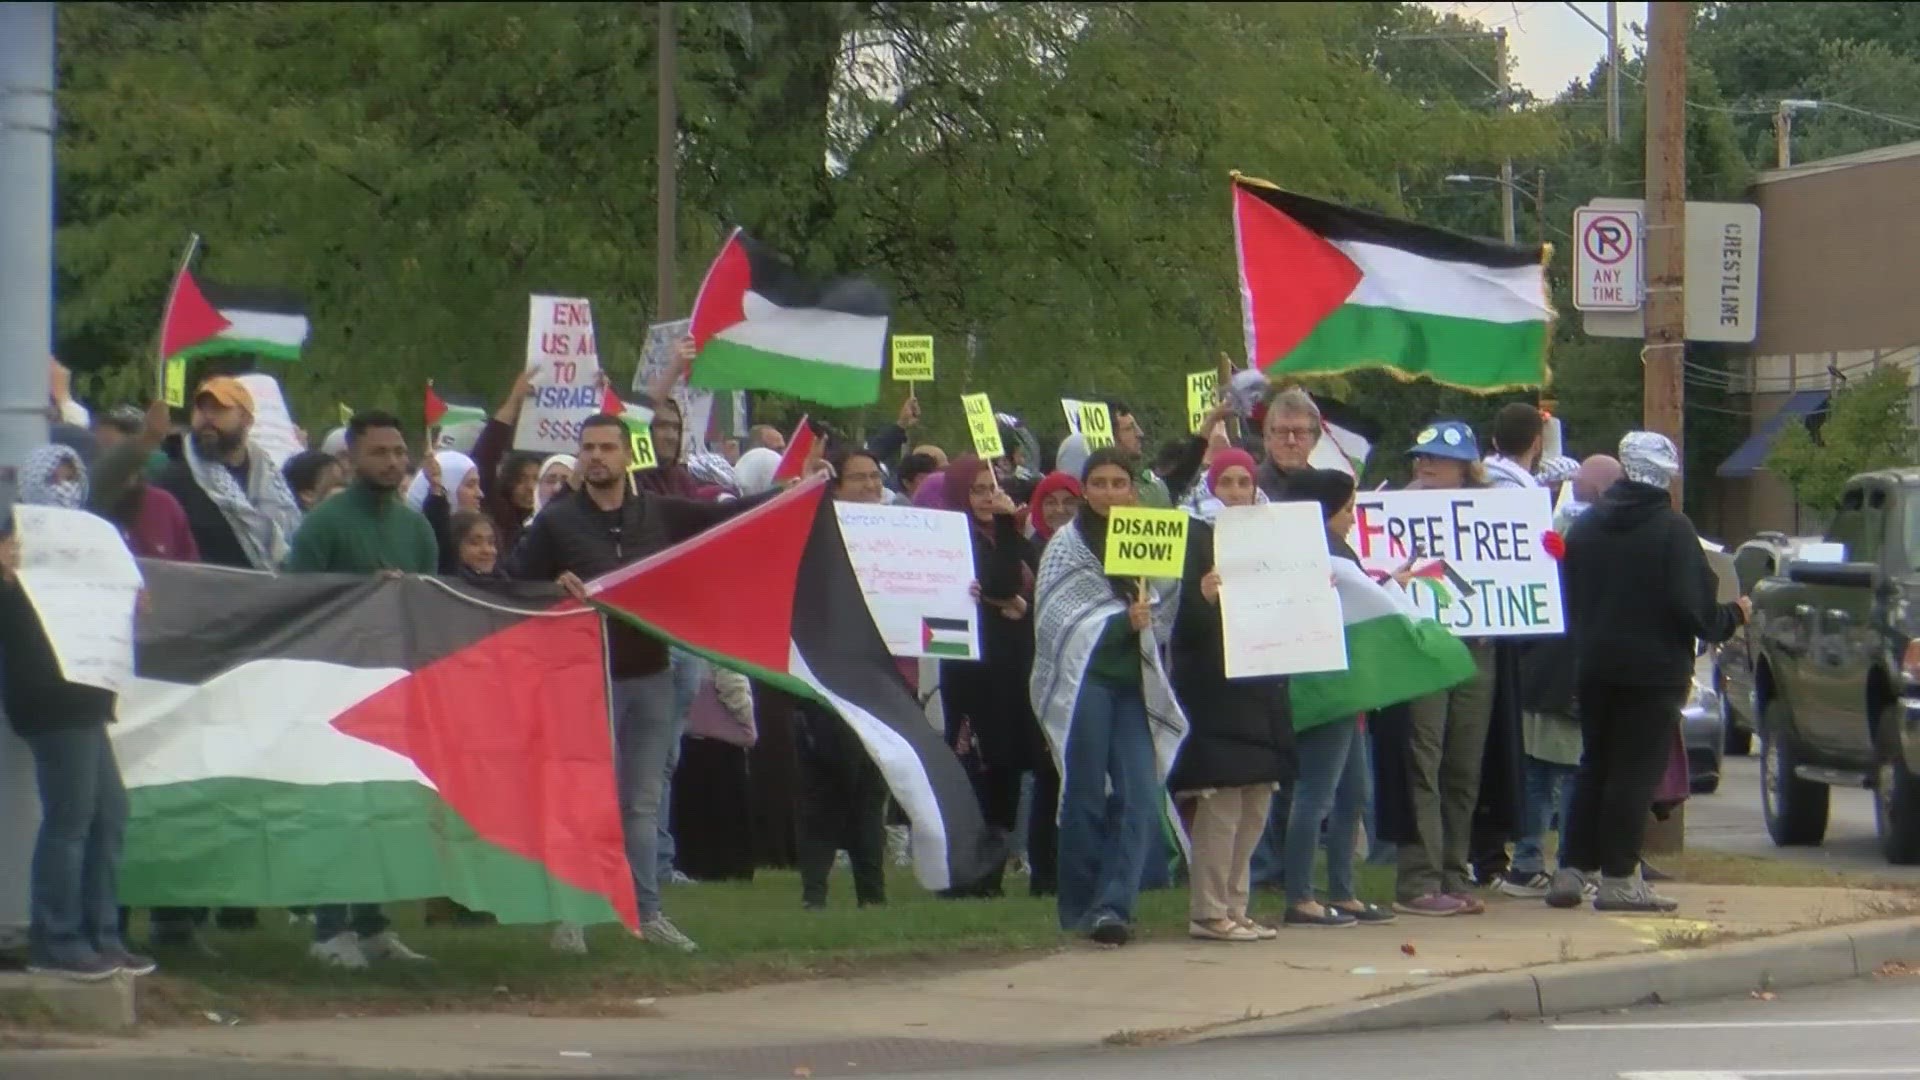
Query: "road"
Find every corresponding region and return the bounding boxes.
[1687,754,1920,882]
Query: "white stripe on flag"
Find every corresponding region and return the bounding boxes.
[216,309,311,349]
[1333,239,1550,324]
[713,291,888,372]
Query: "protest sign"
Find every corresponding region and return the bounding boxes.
[164,358,187,409]
[517,295,603,454]
[1103,507,1188,579]
[1185,370,1218,434]
[961,392,1004,458]
[631,318,713,458]
[628,425,658,472]
[1347,486,1563,636]
[1216,503,1347,679]
[890,335,934,382]
[15,506,143,693]
[1060,398,1085,434]
[234,374,304,467]
[1078,401,1114,449]
[833,503,980,659]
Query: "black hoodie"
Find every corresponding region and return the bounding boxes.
[1562,479,1744,689]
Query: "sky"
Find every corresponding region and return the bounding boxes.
[1425,2,1649,98]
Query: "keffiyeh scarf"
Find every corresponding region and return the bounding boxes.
[182,435,303,569]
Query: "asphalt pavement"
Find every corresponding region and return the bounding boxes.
[1688,755,1920,882]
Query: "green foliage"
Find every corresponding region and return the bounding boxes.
[1768,368,1918,512]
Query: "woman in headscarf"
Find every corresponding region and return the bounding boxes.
[405,450,481,575]
[1030,448,1186,946]
[4,446,154,979]
[732,447,782,499]
[1180,447,1269,523]
[1167,450,1292,941]
[1028,472,1081,544]
[532,454,576,515]
[938,453,1053,898]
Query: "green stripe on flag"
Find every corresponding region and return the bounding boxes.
[1287,612,1477,732]
[690,338,881,407]
[1272,303,1548,391]
[169,338,304,363]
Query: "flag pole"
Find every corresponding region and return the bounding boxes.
[156,232,202,400]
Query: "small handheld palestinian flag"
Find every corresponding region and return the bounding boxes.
[771,416,816,483]
[688,229,891,408]
[591,478,997,892]
[160,259,309,368]
[1232,172,1551,392]
[423,381,485,431]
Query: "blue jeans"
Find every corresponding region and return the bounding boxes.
[1512,755,1579,875]
[655,651,707,881]
[22,723,128,966]
[1056,680,1159,931]
[614,671,678,920]
[1284,717,1368,905]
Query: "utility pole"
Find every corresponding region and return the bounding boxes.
[1643,0,1690,857]
[1535,168,1547,244]
[1606,1,1621,143]
[655,1,677,322]
[1495,29,1516,244]
[1774,100,1793,168]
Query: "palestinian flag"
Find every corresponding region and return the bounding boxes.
[591,478,996,892]
[425,382,486,430]
[688,229,891,408]
[1232,173,1551,392]
[114,564,637,928]
[161,271,309,363]
[772,416,816,483]
[1288,559,1477,731]
[920,617,973,659]
[1306,396,1380,478]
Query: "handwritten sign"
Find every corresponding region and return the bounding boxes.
[628,424,658,472]
[961,393,1004,458]
[833,503,980,659]
[1061,398,1085,435]
[516,295,603,454]
[1216,503,1347,679]
[1185,370,1218,434]
[234,374,305,468]
[164,358,187,409]
[890,335,934,382]
[1103,507,1188,579]
[1078,401,1114,449]
[631,318,712,458]
[1348,487,1563,637]
[15,506,144,693]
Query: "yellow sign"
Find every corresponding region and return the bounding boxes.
[628,424,658,472]
[163,358,187,409]
[1103,507,1189,579]
[1078,401,1115,449]
[338,403,355,426]
[960,392,1004,458]
[890,335,935,382]
[1185,370,1219,434]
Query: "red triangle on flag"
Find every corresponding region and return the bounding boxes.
[424,381,448,427]
[160,268,232,359]
[600,384,623,417]
[1233,180,1363,369]
[772,417,815,482]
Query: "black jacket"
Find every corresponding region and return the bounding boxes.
[153,457,254,569]
[939,515,1044,771]
[1166,520,1294,792]
[1563,480,1744,689]
[509,484,772,678]
[0,578,116,735]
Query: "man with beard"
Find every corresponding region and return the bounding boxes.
[154,377,305,571]
[1105,401,1171,508]
[511,414,775,953]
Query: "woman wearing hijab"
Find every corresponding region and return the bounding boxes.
[5,447,154,980]
[1168,450,1292,942]
[532,454,577,515]
[1030,448,1186,946]
[731,447,782,499]
[1028,472,1081,544]
[405,450,481,574]
[938,454,1053,898]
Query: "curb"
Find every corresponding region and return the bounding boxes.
[1192,916,1920,1043]
[0,970,137,1030]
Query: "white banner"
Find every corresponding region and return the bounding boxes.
[15,506,144,692]
[1347,486,1564,637]
[834,503,981,660]
[515,295,603,453]
[1216,503,1347,679]
[631,318,711,457]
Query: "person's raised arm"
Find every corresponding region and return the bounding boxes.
[474,368,536,498]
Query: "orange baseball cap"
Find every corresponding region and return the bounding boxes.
[195,376,255,416]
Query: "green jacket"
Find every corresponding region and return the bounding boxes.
[284,480,437,574]
[1135,467,1172,509]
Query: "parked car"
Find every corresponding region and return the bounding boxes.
[1741,476,1920,865]
[1683,648,1725,794]
[1717,532,1826,756]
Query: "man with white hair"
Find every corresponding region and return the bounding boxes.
[1255,386,1321,501]
[1551,432,1750,913]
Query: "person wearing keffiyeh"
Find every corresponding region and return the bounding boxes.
[153,377,303,571]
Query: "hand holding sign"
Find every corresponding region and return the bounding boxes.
[961,393,1004,458]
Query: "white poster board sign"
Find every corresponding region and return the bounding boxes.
[1347,486,1563,637]
[234,374,304,468]
[631,318,714,458]
[833,503,980,660]
[14,506,144,692]
[1216,503,1347,678]
[515,295,603,453]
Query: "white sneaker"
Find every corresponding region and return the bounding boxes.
[550,923,588,955]
[886,824,913,867]
[665,870,698,887]
[640,915,699,953]
[359,930,430,963]
[309,932,368,970]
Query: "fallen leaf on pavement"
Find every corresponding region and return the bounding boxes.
[1875,961,1915,977]
[793,1068,813,1078]
[1751,990,1776,1001]
[1401,943,1417,956]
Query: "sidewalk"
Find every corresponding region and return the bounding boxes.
[13,884,1920,1077]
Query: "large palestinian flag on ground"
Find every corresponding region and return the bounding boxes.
[590,478,996,892]
[1288,559,1477,731]
[114,564,636,928]
[1232,173,1551,391]
[161,270,310,363]
[688,229,891,408]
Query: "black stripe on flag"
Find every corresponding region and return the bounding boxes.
[196,282,308,317]
[921,617,970,633]
[1236,180,1543,270]
[739,234,891,318]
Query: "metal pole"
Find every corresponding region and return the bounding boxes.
[655,1,677,322]
[1495,29,1515,245]
[1606,1,1621,143]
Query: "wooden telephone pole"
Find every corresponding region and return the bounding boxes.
[655,2,677,322]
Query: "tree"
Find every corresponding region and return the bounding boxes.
[1767,368,1917,512]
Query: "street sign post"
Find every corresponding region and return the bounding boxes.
[1573,208,1642,311]
[1578,198,1762,344]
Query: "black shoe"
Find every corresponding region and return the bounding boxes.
[1089,914,1131,947]
[97,946,157,976]
[27,954,118,982]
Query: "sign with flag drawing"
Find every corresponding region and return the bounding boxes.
[1346,487,1563,637]
[833,503,980,660]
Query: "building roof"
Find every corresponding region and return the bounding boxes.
[1756,139,1920,186]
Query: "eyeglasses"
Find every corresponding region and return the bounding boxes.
[1269,426,1318,443]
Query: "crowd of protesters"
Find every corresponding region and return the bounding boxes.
[4,348,1750,979]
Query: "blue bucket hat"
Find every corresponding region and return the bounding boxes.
[1407,420,1480,462]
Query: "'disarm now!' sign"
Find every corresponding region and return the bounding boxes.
[1346,487,1563,637]
[1103,507,1189,580]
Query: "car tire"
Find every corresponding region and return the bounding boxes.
[1761,700,1829,846]
[1875,708,1920,865]
[1716,665,1753,756]
[1724,725,1753,757]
